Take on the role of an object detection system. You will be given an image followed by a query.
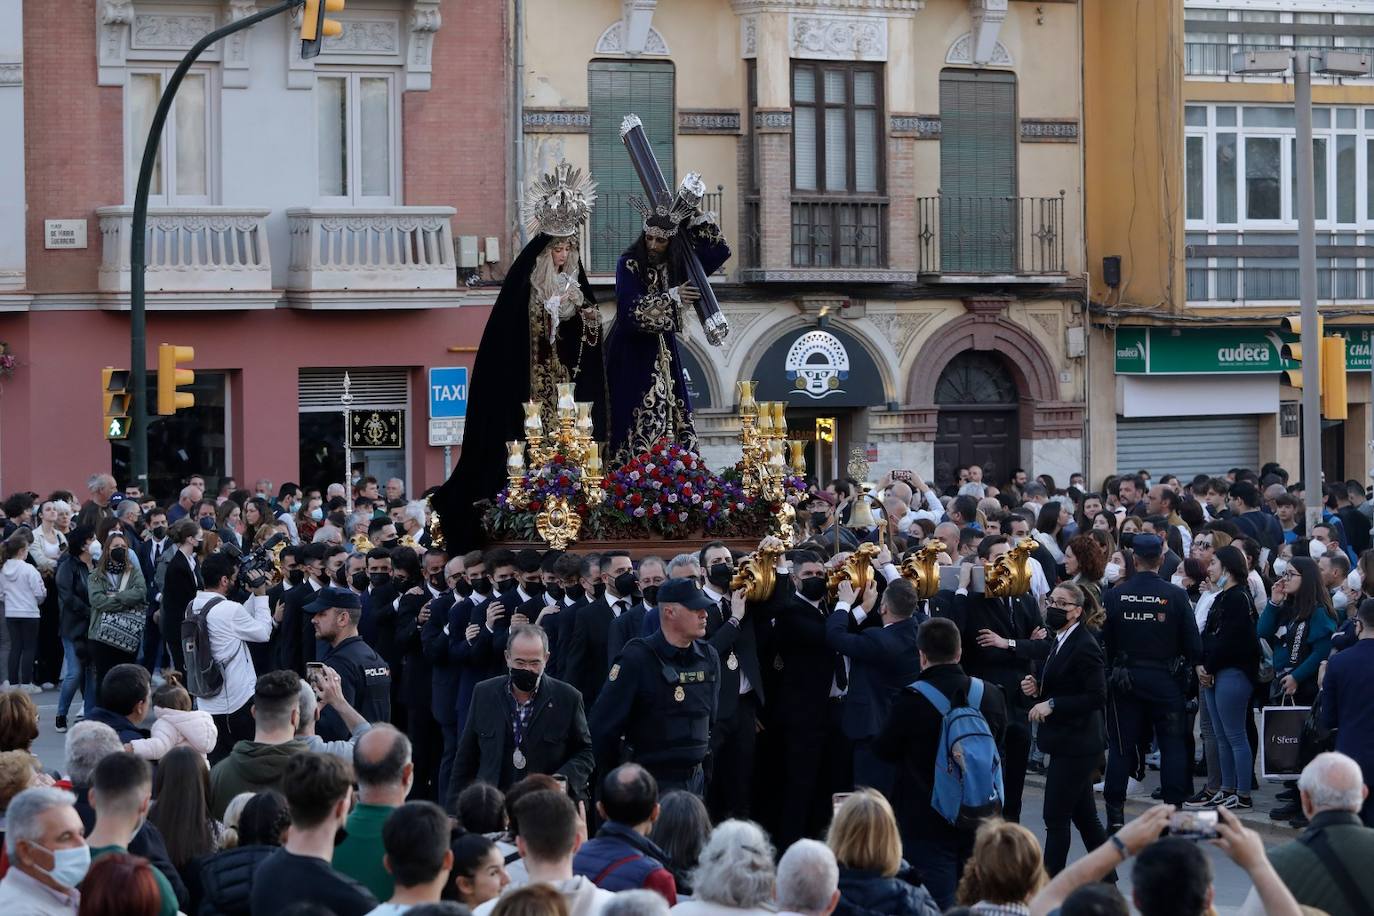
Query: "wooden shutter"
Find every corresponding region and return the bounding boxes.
[588,60,675,273]
[939,69,1017,273]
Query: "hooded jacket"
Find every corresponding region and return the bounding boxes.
[208,739,309,820]
[83,706,151,744]
[1,558,46,619]
[129,707,219,762]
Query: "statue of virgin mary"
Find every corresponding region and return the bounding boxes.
[434,163,607,549]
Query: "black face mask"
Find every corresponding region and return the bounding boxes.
[642,584,660,606]
[351,571,369,592]
[524,580,545,598]
[496,577,519,595]
[472,576,493,596]
[566,584,585,602]
[613,570,639,599]
[454,579,473,598]
[593,582,606,600]
[799,576,827,602]
[151,525,167,541]
[109,547,128,564]
[509,667,540,693]
[288,568,306,587]
[707,562,733,590]
[380,538,400,552]
[546,583,565,602]
[1045,607,1071,632]
[810,511,830,530]
[368,572,391,590]
[430,574,446,591]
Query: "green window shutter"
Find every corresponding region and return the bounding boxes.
[588,60,676,273]
[938,69,1017,273]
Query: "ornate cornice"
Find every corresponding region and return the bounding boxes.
[739,267,921,283]
[0,62,21,87]
[753,108,793,132]
[970,0,1009,65]
[732,1,922,13]
[889,114,940,138]
[679,109,742,134]
[1020,118,1079,143]
[523,108,591,133]
[790,13,888,61]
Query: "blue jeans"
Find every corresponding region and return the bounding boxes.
[58,638,96,718]
[1203,668,1253,794]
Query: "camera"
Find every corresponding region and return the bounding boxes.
[221,532,286,591]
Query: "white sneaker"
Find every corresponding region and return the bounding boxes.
[40,682,55,691]
[24,684,42,694]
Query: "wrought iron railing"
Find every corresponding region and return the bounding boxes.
[1186,265,1374,304]
[790,197,887,268]
[917,194,1066,276]
[587,186,725,274]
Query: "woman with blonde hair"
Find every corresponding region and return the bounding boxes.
[955,819,1048,914]
[826,789,939,916]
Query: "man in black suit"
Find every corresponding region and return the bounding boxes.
[699,540,772,822]
[158,517,203,673]
[464,548,521,698]
[448,623,594,810]
[563,550,635,707]
[545,552,591,677]
[873,616,1007,908]
[956,536,1049,823]
[396,548,448,801]
[1022,581,1109,876]
[825,575,923,799]
[771,549,851,851]
[421,554,466,807]
[135,507,170,673]
[497,548,553,655]
[605,556,667,667]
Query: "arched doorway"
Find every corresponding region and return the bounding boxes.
[933,352,1019,489]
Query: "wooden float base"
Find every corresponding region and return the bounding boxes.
[491,537,764,560]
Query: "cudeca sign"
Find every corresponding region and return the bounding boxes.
[1115,327,1373,375]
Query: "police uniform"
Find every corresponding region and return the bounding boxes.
[1101,535,1201,819]
[306,588,393,742]
[589,627,720,797]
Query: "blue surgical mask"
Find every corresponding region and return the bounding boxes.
[310,507,325,522]
[32,842,91,888]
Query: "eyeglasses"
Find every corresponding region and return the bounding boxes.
[1046,599,1080,610]
[1282,569,1300,580]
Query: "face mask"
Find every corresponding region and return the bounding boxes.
[799,576,827,602]
[1347,569,1364,592]
[472,577,493,596]
[431,574,447,591]
[1273,558,1290,577]
[351,571,369,591]
[546,583,565,602]
[809,511,829,529]
[288,568,306,587]
[641,584,659,606]
[524,580,544,598]
[1215,573,1229,589]
[369,572,391,589]
[30,842,91,889]
[707,562,733,589]
[454,579,474,598]
[593,582,606,600]
[509,667,540,693]
[1045,607,1070,632]
[1309,540,1328,558]
[1170,573,1186,588]
[151,525,167,541]
[1104,562,1122,583]
[613,570,638,599]
[310,508,325,522]
[88,540,102,562]
[199,516,216,531]
[1333,589,1350,611]
[566,583,586,602]
[496,577,519,595]
[108,547,127,564]
[380,538,400,552]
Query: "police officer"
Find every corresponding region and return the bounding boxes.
[307,586,393,742]
[589,577,720,797]
[1101,534,1201,828]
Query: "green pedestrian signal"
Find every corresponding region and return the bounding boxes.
[103,367,131,440]
[107,417,129,440]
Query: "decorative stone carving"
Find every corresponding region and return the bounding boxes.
[407,0,441,91]
[970,0,1009,65]
[131,13,217,50]
[753,109,793,132]
[322,19,400,54]
[945,31,1012,67]
[621,0,659,54]
[1028,311,1061,344]
[789,14,887,61]
[1020,119,1079,142]
[721,307,771,364]
[732,1,923,12]
[595,21,669,56]
[0,62,21,87]
[223,0,257,90]
[284,2,440,91]
[890,114,940,138]
[679,110,741,134]
[741,15,757,58]
[98,0,135,86]
[866,310,937,357]
[738,267,921,283]
[524,109,592,133]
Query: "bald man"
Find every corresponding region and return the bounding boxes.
[333,724,414,901]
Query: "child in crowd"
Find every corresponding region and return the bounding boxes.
[128,671,218,762]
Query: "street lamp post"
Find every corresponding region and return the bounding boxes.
[1232,49,1370,532]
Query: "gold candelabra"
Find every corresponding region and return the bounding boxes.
[504,383,605,549]
[736,381,804,546]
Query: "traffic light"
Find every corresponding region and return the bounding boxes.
[157,344,195,415]
[300,0,345,59]
[102,367,130,440]
[1322,335,1349,420]
[1280,314,1324,388]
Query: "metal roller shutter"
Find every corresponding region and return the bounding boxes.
[298,367,409,410]
[1115,416,1259,480]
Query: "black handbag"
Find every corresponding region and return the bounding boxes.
[1299,690,1336,765]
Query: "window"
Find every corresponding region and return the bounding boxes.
[1186,137,1205,221]
[126,68,213,205]
[111,372,229,501]
[316,71,398,205]
[588,60,675,273]
[791,62,884,194]
[939,69,1017,273]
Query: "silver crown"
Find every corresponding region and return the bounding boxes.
[630,172,708,240]
[525,163,597,239]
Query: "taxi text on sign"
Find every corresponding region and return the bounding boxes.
[1115,327,1373,375]
[428,367,468,447]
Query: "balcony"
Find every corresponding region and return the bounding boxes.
[790,197,887,269]
[1184,42,1374,77]
[286,207,457,293]
[917,195,1067,280]
[96,206,274,298]
[1187,266,1374,305]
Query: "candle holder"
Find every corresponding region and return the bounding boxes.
[736,380,758,418]
[504,396,607,549]
[787,440,807,476]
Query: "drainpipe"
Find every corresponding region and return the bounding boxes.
[513,0,526,247]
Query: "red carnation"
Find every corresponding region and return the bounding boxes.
[528,500,542,511]
[630,493,643,506]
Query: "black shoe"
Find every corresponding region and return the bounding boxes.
[1276,788,1298,802]
[1106,804,1125,833]
[1151,786,1164,800]
[1288,814,1310,829]
[1270,802,1302,820]
[54,715,67,733]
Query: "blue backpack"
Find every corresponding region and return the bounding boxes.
[911,678,1004,833]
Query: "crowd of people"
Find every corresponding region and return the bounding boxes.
[0,462,1370,914]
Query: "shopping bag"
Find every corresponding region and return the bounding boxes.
[1261,701,1311,779]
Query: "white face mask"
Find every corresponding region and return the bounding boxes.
[88,540,102,562]
[1105,562,1123,583]
[1170,573,1186,587]
[1273,558,1290,577]
[1348,569,1364,592]
[1310,540,1328,558]
[1333,589,1350,611]
[30,842,90,888]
